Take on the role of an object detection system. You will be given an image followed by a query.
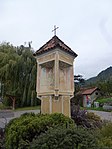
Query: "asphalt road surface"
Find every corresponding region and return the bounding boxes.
[0,109,112,128]
[0,110,40,128]
[88,110,112,121]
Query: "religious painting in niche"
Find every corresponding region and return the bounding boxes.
[66,67,71,91]
[40,61,54,92]
[59,61,71,91]
[59,67,66,90]
[46,67,54,89]
[40,67,46,86]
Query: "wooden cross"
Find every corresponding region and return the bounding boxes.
[52,25,59,36]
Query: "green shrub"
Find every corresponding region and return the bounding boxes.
[71,105,102,128]
[31,126,98,149]
[0,128,5,149]
[0,103,5,109]
[96,98,112,106]
[86,112,101,121]
[98,123,112,149]
[71,94,83,107]
[86,112,102,128]
[5,113,74,149]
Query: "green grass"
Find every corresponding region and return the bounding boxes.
[0,103,10,110]
[81,106,112,112]
[0,103,40,111]
[0,103,5,109]
[14,106,40,111]
[81,106,103,111]
[96,97,112,104]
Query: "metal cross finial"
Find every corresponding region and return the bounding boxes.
[52,25,59,36]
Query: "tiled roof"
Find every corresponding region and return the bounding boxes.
[81,87,98,95]
[34,35,77,57]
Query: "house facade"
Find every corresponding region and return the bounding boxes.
[82,87,100,107]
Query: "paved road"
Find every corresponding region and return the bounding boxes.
[0,110,14,118]
[14,109,40,117]
[88,110,112,121]
[0,110,40,128]
[0,109,112,128]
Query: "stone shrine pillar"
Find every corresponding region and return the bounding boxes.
[34,36,77,117]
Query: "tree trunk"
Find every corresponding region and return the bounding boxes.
[12,98,15,110]
[76,143,78,149]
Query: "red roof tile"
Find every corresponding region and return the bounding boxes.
[81,87,98,95]
[34,35,77,57]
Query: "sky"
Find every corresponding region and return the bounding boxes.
[0,0,112,79]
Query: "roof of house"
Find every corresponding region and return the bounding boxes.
[80,87,99,95]
[34,35,77,57]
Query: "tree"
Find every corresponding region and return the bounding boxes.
[74,75,85,92]
[0,42,37,108]
[97,80,112,96]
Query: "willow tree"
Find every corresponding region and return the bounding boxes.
[0,42,37,108]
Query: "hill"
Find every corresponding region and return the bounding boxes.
[86,66,112,85]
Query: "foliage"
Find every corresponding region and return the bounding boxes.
[96,97,112,106]
[86,66,112,85]
[14,105,40,111]
[0,42,37,107]
[85,67,112,96]
[74,75,85,93]
[4,111,112,149]
[86,112,102,128]
[71,105,88,127]
[30,126,98,149]
[98,123,112,149]
[81,106,104,111]
[5,113,74,149]
[72,93,83,106]
[71,105,102,128]
[74,75,85,85]
[0,103,6,110]
[97,81,112,96]
[0,127,5,149]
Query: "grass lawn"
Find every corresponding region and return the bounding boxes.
[0,103,40,111]
[81,97,111,112]
[81,106,112,112]
[0,103,8,110]
[81,106,104,111]
[96,97,112,104]
[14,106,40,111]
[0,103,4,109]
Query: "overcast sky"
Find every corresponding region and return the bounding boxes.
[0,0,112,79]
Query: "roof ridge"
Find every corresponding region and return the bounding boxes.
[34,35,77,57]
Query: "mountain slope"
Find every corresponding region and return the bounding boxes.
[86,66,112,84]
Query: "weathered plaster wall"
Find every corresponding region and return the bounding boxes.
[41,96,70,117]
[39,62,55,93]
[36,48,75,117]
[41,96,50,113]
[59,64,73,93]
[90,90,100,102]
[83,90,100,107]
